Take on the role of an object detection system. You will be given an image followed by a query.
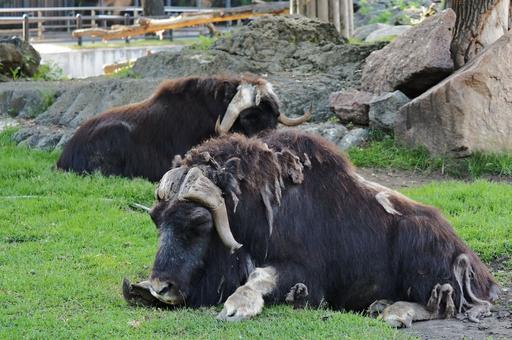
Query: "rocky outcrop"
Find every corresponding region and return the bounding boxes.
[133,15,386,121]
[0,37,41,79]
[395,31,512,156]
[361,9,456,98]
[2,16,386,151]
[329,89,374,125]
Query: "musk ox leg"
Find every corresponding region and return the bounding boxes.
[371,283,456,328]
[217,267,277,321]
[285,283,309,309]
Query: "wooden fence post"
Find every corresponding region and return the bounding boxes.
[124,13,130,43]
[76,14,82,46]
[22,14,29,42]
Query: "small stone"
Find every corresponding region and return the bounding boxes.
[497,310,511,319]
[477,323,490,330]
[369,90,410,132]
[329,90,374,125]
[338,128,369,150]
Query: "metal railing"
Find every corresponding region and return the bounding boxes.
[0,6,226,41]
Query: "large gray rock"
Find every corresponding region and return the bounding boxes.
[0,37,41,78]
[395,30,512,156]
[365,25,411,42]
[329,89,374,125]
[361,9,456,98]
[369,91,410,132]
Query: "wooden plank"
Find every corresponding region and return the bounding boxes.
[72,3,289,40]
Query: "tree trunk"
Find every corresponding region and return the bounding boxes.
[509,2,512,29]
[142,0,164,17]
[449,0,510,69]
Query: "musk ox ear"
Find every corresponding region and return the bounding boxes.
[276,149,305,184]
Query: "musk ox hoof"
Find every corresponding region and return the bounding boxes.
[217,286,264,321]
[285,283,309,309]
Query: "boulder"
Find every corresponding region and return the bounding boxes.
[395,31,512,156]
[329,89,374,125]
[361,9,456,98]
[338,128,369,150]
[0,37,41,78]
[369,91,410,132]
[365,25,411,42]
[353,23,392,41]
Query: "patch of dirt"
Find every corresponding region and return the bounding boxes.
[356,167,446,189]
[356,167,512,189]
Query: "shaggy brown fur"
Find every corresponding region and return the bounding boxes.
[145,129,497,316]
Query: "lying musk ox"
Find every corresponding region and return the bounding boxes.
[123,130,498,327]
[56,76,309,181]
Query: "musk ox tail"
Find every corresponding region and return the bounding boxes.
[452,253,499,321]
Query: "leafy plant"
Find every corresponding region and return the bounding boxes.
[190,35,216,51]
[369,10,394,24]
[9,66,22,80]
[32,62,67,81]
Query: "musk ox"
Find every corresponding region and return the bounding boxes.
[56,75,309,181]
[123,130,497,327]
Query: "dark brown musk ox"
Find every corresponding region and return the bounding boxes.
[56,75,309,181]
[123,130,498,327]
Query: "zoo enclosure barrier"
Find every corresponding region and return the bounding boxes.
[0,5,232,42]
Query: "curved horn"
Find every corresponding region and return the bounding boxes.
[178,167,242,253]
[278,104,312,126]
[156,166,188,201]
[217,84,256,135]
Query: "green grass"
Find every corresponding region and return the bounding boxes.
[0,129,510,338]
[0,129,405,339]
[348,135,512,178]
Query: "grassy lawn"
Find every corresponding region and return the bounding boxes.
[348,134,512,178]
[1,129,510,338]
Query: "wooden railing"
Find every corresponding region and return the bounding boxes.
[0,5,229,41]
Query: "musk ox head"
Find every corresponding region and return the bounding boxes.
[147,157,246,305]
[216,77,310,136]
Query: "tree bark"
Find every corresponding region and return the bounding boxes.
[449,0,510,69]
[509,2,512,29]
[142,0,165,17]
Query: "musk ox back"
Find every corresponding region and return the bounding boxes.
[56,75,309,181]
[124,130,497,327]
